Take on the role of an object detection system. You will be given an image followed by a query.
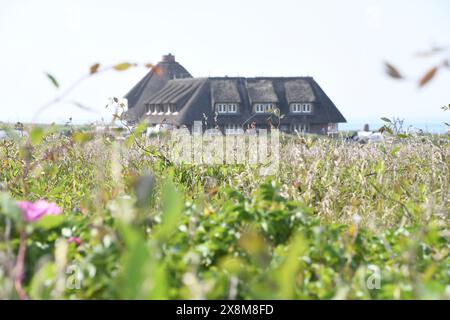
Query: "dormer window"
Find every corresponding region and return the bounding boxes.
[303,103,312,113]
[216,103,239,114]
[163,104,175,114]
[228,103,237,113]
[217,104,227,113]
[254,103,274,113]
[290,103,312,113]
[291,103,302,113]
[148,104,176,115]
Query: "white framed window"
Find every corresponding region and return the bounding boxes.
[255,104,265,113]
[224,124,242,135]
[217,104,227,113]
[217,103,238,114]
[291,123,310,133]
[327,123,338,133]
[254,103,274,113]
[302,103,312,113]
[291,103,302,113]
[291,103,312,113]
[228,103,237,113]
[167,105,176,114]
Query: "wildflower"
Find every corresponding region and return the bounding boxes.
[17,200,62,222]
[352,214,362,226]
[68,237,81,247]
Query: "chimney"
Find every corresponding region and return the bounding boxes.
[162,53,175,63]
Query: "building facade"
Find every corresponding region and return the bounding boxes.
[125,54,346,134]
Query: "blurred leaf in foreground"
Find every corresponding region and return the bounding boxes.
[419,66,438,87]
[30,127,45,145]
[155,180,184,241]
[45,72,60,88]
[384,62,403,79]
[134,173,155,209]
[113,62,134,71]
[89,63,100,75]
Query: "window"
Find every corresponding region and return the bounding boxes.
[291,123,309,133]
[328,123,338,133]
[255,104,265,113]
[216,103,238,114]
[228,103,237,113]
[225,124,242,135]
[303,103,312,113]
[291,103,312,113]
[168,104,176,113]
[291,103,302,113]
[254,103,274,113]
[217,104,227,113]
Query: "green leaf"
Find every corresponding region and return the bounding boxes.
[134,121,148,136]
[45,72,59,88]
[276,233,307,299]
[155,180,184,241]
[29,262,56,299]
[72,131,93,143]
[380,117,392,123]
[116,222,151,299]
[0,192,22,224]
[35,214,64,230]
[30,127,45,145]
[390,146,401,156]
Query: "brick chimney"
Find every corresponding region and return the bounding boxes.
[162,53,175,63]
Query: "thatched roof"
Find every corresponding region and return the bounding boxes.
[246,79,279,103]
[124,55,346,126]
[285,79,315,103]
[124,54,192,122]
[211,79,241,104]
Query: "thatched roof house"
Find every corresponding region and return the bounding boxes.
[125,54,346,134]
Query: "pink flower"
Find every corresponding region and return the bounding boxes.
[17,200,62,222]
[68,237,81,246]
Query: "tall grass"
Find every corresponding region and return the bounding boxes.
[0,127,448,299]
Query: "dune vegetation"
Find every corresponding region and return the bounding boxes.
[0,125,448,299]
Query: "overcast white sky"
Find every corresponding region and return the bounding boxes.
[0,0,449,125]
